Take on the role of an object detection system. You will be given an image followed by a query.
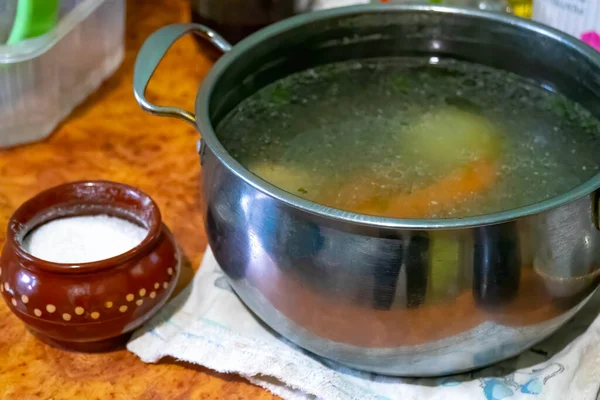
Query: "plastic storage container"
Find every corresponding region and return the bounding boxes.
[0,0,125,148]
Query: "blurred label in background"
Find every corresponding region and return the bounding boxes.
[533,0,600,51]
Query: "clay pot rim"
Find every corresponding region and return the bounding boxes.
[8,180,162,274]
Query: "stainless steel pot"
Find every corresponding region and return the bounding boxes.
[133,5,600,376]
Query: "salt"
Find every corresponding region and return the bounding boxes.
[22,215,148,264]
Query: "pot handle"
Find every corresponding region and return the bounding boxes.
[133,24,232,126]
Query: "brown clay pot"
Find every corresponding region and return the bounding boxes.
[0,181,180,352]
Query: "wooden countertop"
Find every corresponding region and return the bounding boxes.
[0,1,276,398]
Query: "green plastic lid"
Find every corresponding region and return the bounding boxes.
[7,0,59,45]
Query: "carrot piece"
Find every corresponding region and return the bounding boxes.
[335,159,498,218]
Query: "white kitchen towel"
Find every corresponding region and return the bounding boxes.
[127,247,600,400]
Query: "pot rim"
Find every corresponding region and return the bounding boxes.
[8,180,163,273]
[196,4,600,230]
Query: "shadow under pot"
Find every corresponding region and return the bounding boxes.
[0,181,181,352]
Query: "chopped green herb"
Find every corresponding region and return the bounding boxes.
[392,75,410,93]
[297,187,308,194]
[544,97,570,119]
[543,97,600,134]
[271,84,292,104]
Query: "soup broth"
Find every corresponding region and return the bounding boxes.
[217,58,600,219]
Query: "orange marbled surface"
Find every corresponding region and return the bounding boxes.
[0,1,276,398]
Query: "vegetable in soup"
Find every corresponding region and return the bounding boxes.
[217,58,600,218]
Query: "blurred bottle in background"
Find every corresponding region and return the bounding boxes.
[190,0,304,46]
[508,0,532,18]
[190,0,533,59]
[191,0,316,59]
[0,0,17,43]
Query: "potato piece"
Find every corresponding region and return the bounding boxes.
[248,162,313,196]
[407,107,502,172]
